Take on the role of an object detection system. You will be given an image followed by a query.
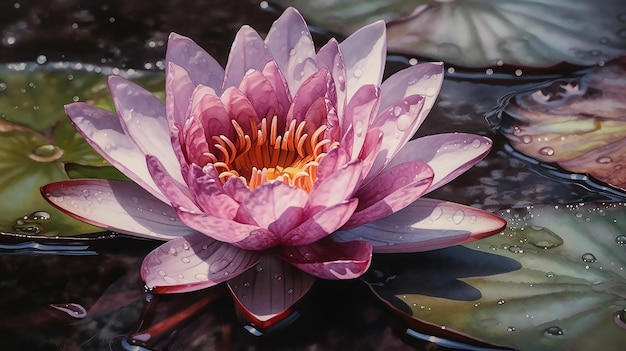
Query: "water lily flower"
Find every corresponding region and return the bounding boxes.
[42,8,505,329]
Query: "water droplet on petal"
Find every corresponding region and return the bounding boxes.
[354,120,363,136]
[393,106,402,116]
[507,326,516,332]
[287,288,294,294]
[430,207,443,221]
[497,299,506,305]
[353,68,363,78]
[545,272,555,278]
[544,326,564,337]
[194,273,208,281]
[181,257,190,263]
[396,114,412,131]
[452,210,465,224]
[163,276,177,284]
[209,259,230,273]
[597,156,613,164]
[508,245,524,254]
[582,253,597,263]
[539,147,555,156]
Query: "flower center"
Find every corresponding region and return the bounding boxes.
[208,116,336,192]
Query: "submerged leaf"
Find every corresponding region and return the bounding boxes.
[368,202,626,351]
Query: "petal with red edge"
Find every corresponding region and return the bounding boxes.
[227,255,316,330]
[344,161,434,228]
[265,7,318,96]
[282,199,358,246]
[108,76,182,188]
[166,32,224,94]
[339,20,386,100]
[41,179,193,240]
[334,198,507,253]
[387,133,492,193]
[223,26,273,90]
[142,232,261,293]
[278,238,372,280]
[64,103,166,202]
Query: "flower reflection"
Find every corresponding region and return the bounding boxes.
[42,8,505,328]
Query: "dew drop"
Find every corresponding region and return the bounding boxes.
[243,281,251,287]
[539,147,555,156]
[163,276,177,284]
[157,270,166,276]
[36,55,47,64]
[194,273,208,281]
[289,48,296,56]
[615,235,626,246]
[256,265,263,272]
[393,106,402,116]
[521,135,532,144]
[273,273,282,281]
[597,156,613,164]
[182,242,190,250]
[545,272,555,278]
[168,247,177,256]
[471,139,482,148]
[508,245,524,254]
[353,68,363,78]
[523,226,564,249]
[396,114,412,131]
[497,299,506,305]
[581,253,597,263]
[430,207,443,221]
[614,309,626,329]
[507,326,516,332]
[181,257,190,263]
[287,288,294,294]
[452,210,465,224]
[543,326,564,337]
[209,259,230,273]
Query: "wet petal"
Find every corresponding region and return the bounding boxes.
[287,68,331,127]
[227,255,316,329]
[344,161,434,228]
[342,84,381,158]
[223,26,273,90]
[309,160,362,209]
[278,238,372,280]
[339,20,386,100]
[41,179,193,240]
[239,69,282,120]
[315,146,351,183]
[221,87,260,133]
[282,199,358,246]
[186,164,239,219]
[166,32,224,94]
[64,102,166,202]
[166,62,195,128]
[334,198,507,253]
[261,60,292,115]
[108,76,185,187]
[142,232,261,293]
[146,154,198,212]
[317,39,347,125]
[387,133,492,192]
[265,7,318,96]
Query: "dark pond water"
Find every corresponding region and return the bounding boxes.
[1,1,625,350]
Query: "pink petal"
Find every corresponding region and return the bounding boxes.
[223,175,252,203]
[367,94,426,176]
[344,161,434,228]
[315,146,351,183]
[239,69,283,120]
[265,7,318,96]
[317,39,347,126]
[286,68,331,128]
[278,238,372,280]
[334,198,506,253]
[223,26,273,90]
[236,181,308,235]
[261,60,293,114]
[387,133,493,192]
[220,87,260,133]
[339,20,386,100]
[282,199,358,246]
[179,115,212,166]
[166,62,195,128]
[309,160,363,210]
[227,255,315,329]
[142,232,261,293]
[146,154,198,212]
[341,84,381,159]
[188,85,233,157]
[41,179,193,240]
[64,103,166,202]
[108,76,185,187]
[379,62,444,129]
[358,127,384,179]
[166,32,225,94]
[186,164,239,219]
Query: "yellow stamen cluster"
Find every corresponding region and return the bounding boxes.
[206,116,336,192]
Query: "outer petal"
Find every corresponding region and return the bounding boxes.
[281,199,358,246]
[146,154,198,212]
[64,103,166,202]
[344,161,434,228]
[278,238,372,280]
[339,20,386,100]
[309,160,363,210]
[333,198,507,253]
[378,62,444,133]
[166,62,195,128]
[227,255,316,329]
[108,76,185,187]
[41,179,193,240]
[387,133,493,192]
[142,232,261,293]
[223,26,273,90]
[166,32,225,94]
[341,84,381,159]
[265,7,318,96]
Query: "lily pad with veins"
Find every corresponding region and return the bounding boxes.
[367,202,626,351]
[0,63,163,237]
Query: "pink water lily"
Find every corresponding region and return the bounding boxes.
[42,8,505,328]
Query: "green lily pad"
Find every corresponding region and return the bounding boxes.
[368,202,626,350]
[0,63,164,237]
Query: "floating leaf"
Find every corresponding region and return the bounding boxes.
[367,202,626,351]
[274,0,626,68]
[0,63,164,237]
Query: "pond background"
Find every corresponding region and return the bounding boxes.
[1,0,625,350]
